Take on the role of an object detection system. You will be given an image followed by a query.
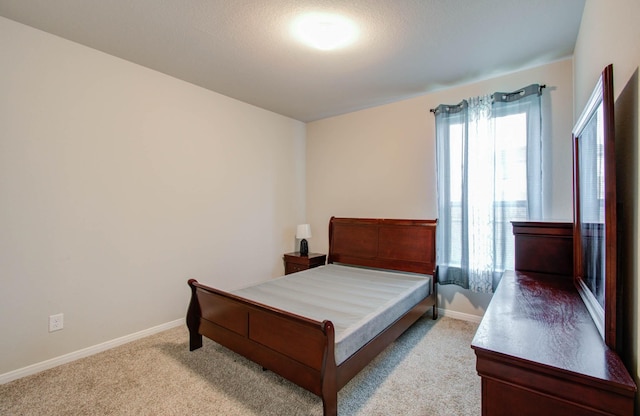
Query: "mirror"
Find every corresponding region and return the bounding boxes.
[573,64,617,350]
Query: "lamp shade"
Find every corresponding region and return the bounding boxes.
[296,224,312,239]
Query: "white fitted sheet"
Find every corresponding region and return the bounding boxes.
[232,264,431,365]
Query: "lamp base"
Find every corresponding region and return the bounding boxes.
[300,239,309,256]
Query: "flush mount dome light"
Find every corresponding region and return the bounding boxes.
[292,13,358,50]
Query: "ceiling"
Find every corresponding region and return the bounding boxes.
[0,0,585,122]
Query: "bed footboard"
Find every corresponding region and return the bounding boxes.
[186,280,203,351]
[187,278,434,416]
[187,279,338,413]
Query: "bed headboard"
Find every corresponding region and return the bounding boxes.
[328,217,437,275]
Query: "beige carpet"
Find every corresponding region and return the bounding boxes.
[0,315,480,415]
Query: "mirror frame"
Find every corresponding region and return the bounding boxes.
[572,64,617,350]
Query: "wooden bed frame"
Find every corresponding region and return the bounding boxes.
[187,217,437,415]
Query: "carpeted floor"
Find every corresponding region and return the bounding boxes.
[0,315,480,415]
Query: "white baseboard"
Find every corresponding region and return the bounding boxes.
[2,311,481,385]
[0,319,184,385]
[437,307,483,323]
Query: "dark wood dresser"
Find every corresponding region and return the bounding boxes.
[471,221,636,415]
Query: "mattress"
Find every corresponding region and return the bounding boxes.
[232,263,431,365]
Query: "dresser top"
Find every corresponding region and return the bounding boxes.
[472,270,635,393]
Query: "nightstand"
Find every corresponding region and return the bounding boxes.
[283,252,326,275]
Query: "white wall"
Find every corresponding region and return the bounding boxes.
[573,1,640,116]
[573,0,640,393]
[306,59,575,319]
[0,16,306,377]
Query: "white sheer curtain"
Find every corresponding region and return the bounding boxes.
[434,84,543,293]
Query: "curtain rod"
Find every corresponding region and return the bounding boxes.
[429,84,546,113]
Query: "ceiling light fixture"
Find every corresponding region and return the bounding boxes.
[291,13,358,51]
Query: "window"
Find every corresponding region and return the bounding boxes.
[434,85,543,293]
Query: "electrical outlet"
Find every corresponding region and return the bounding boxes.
[49,313,64,332]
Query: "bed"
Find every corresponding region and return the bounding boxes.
[186,217,438,415]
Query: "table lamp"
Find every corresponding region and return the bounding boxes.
[296,224,312,256]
